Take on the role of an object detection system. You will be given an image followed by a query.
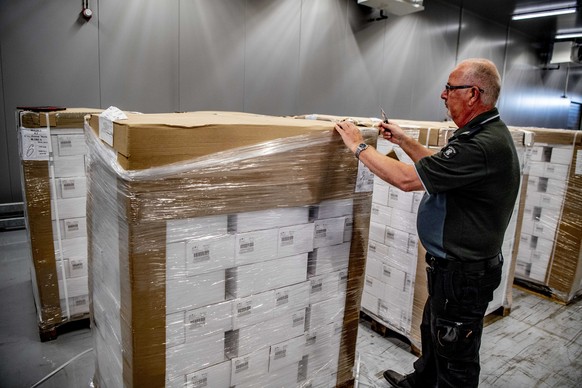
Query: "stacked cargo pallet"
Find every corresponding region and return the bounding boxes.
[512,127,582,304]
[86,110,376,387]
[17,108,101,341]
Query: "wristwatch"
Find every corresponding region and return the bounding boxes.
[354,143,369,159]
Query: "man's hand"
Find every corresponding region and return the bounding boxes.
[334,120,364,153]
[378,121,405,145]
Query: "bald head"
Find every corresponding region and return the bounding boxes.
[455,58,501,107]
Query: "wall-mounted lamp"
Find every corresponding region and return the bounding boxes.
[512,7,576,21]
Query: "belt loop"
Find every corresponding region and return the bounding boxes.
[425,252,435,267]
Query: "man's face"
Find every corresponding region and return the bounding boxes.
[440,67,470,123]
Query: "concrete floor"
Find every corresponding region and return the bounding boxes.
[1,228,581,388]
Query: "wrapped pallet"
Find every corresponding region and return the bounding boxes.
[512,127,582,304]
[17,107,101,341]
[85,110,376,387]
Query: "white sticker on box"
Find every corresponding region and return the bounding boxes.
[275,290,290,307]
[187,310,207,329]
[98,106,127,146]
[576,150,582,175]
[355,161,374,193]
[19,127,50,161]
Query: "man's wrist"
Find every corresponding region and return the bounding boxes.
[354,143,369,159]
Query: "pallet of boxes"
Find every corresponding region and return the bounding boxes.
[17,108,101,341]
[85,109,377,387]
[359,120,532,352]
[512,127,582,304]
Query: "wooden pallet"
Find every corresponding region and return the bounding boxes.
[38,314,90,342]
[513,278,582,306]
[359,310,421,357]
[360,304,511,358]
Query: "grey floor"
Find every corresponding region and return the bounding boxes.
[1,229,581,388]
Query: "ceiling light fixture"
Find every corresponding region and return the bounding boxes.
[555,32,582,39]
[512,7,576,20]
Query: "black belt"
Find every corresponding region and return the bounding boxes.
[426,253,503,272]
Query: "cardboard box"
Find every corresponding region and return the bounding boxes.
[51,132,87,157]
[166,270,226,314]
[234,228,279,265]
[183,360,231,388]
[372,180,390,206]
[232,291,275,330]
[277,222,314,259]
[268,335,306,373]
[313,217,346,248]
[166,331,226,382]
[166,215,229,244]
[230,207,309,233]
[227,254,308,298]
[272,281,310,314]
[308,242,351,276]
[185,300,233,341]
[230,347,270,386]
[308,270,348,305]
[311,198,354,220]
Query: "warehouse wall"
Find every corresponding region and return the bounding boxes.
[1,0,581,203]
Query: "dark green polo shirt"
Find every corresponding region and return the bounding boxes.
[415,108,521,261]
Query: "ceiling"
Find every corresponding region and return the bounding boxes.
[439,0,582,49]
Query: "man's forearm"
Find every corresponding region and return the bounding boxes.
[399,135,436,163]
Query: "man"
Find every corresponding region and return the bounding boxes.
[335,58,520,388]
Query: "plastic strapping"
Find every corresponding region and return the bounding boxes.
[47,112,71,319]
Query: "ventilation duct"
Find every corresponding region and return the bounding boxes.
[551,41,582,64]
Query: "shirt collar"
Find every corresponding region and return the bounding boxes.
[449,108,500,142]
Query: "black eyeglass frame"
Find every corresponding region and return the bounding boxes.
[445,84,485,93]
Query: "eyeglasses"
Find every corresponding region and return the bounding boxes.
[445,84,484,93]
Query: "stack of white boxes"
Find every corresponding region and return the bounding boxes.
[361,138,420,336]
[516,143,573,282]
[17,109,95,329]
[163,199,353,388]
[50,129,90,317]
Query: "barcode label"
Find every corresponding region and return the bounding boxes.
[188,313,206,328]
[280,233,294,246]
[62,180,76,190]
[276,293,289,306]
[239,239,255,254]
[60,140,72,148]
[191,247,210,263]
[274,348,287,360]
[235,359,249,373]
[190,376,208,388]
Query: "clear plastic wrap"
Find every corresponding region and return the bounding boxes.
[511,127,582,303]
[17,108,101,337]
[85,111,377,387]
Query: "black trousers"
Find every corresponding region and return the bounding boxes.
[411,254,503,388]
